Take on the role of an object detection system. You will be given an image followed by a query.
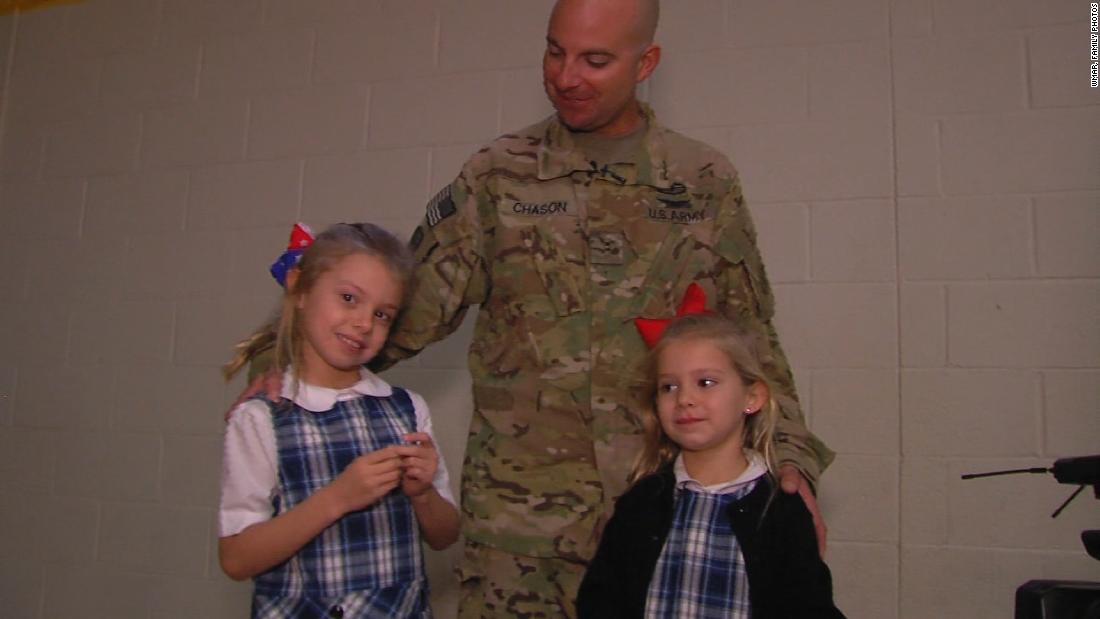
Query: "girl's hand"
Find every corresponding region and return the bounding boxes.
[327,446,403,514]
[394,433,438,499]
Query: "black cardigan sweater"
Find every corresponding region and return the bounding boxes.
[576,467,846,619]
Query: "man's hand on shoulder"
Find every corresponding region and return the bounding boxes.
[778,464,827,558]
[224,369,284,422]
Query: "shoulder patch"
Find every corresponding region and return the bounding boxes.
[426,185,457,227]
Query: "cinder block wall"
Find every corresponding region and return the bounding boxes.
[0,1,1096,617]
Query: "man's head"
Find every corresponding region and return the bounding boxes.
[543,0,661,137]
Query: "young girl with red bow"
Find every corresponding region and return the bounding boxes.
[577,303,845,618]
[219,223,458,618]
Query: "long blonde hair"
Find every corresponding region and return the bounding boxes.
[222,223,414,382]
[630,313,779,483]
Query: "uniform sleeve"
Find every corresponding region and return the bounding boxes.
[219,400,278,537]
[371,168,490,373]
[408,390,457,507]
[711,173,835,487]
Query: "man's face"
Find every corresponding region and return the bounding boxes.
[542,0,657,137]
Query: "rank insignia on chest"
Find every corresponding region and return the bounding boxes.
[589,231,625,265]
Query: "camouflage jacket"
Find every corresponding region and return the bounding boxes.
[375,105,834,561]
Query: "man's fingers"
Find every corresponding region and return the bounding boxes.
[779,464,828,558]
[798,482,828,557]
[224,374,268,422]
[261,369,282,400]
[814,516,828,557]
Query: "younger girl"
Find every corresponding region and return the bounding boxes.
[577,312,845,618]
[219,223,459,618]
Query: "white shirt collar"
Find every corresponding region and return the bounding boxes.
[280,368,393,413]
[674,450,768,495]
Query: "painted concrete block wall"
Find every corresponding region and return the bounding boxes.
[0,1,1096,617]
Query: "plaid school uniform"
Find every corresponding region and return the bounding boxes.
[644,478,759,619]
[251,387,431,619]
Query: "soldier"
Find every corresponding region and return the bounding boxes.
[370,0,836,617]
[237,0,834,616]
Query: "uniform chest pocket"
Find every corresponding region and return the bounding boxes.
[627,225,715,320]
[519,226,586,317]
[475,222,588,375]
[489,221,587,318]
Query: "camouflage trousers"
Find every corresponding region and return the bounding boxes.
[456,540,587,619]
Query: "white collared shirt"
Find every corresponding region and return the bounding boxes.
[673,450,768,495]
[218,369,455,537]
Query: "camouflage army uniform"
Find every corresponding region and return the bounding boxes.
[376,105,834,618]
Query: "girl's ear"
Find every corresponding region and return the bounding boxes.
[744,381,769,415]
[285,268,305,308]
[285,267,301,291]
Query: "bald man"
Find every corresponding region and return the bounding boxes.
[375,1,835,616]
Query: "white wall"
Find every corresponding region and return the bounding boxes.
[0,1,1096,617]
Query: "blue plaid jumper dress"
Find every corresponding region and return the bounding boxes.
[251,388,431,619]
[644,479,759,618]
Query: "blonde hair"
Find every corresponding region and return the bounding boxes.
[222,223,414,382]
[630,313,779,483]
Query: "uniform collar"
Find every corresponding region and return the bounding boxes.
[674,450,768,495]
[280,368,393,413]
[536,102,675,189]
